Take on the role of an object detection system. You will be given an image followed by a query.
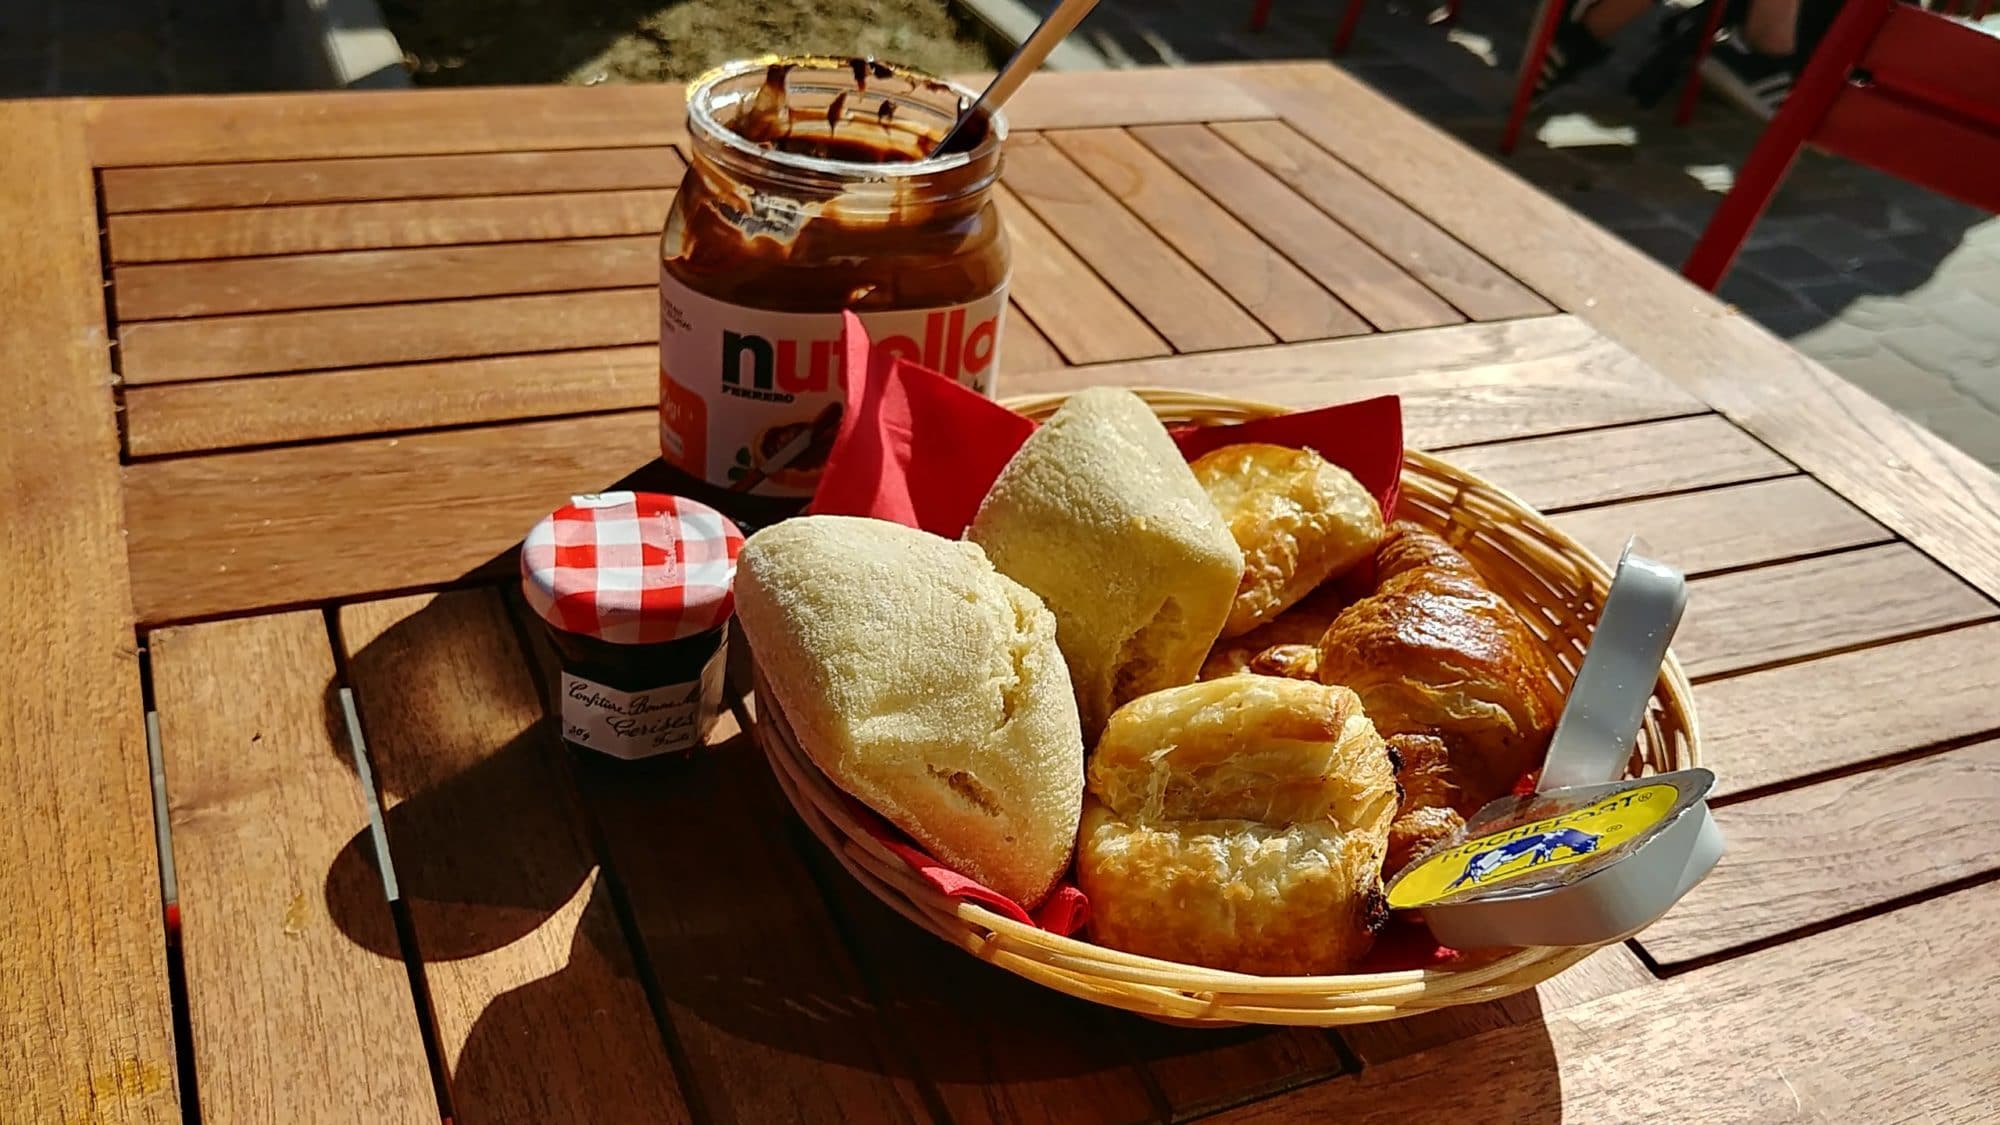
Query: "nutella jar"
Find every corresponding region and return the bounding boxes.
[521,492,744,760]
[659,56,1011,526]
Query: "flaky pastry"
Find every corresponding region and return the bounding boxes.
[1076,677,1397,975]
[1192,442,1384,638]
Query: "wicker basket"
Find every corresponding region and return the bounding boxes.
[752,388,1700,1027]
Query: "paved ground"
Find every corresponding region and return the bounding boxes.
[1045,0,2000,467]
[7,0,1995,464]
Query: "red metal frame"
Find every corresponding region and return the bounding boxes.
[1683,0,2000,289]
[1674,0,1733,126]
[1501,0,1568,153]
[1250,0,1274,31]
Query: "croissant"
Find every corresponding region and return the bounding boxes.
[1316,523,1562,811]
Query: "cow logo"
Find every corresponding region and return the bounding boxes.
[1386,780,1683,910]
[1444,827,1600,891]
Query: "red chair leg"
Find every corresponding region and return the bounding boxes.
[1975,0,1993,19]
[1444,0,1464,24]
[1332,0,1368,54]
[1674,0,1733,126]
[1502,0,1567,153]
[1683,0,1897,288]
[1250,0,1274,32]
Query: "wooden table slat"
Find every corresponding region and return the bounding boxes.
[100,146,686,213]
[1208,877,2000,1123]
[1640,736,2000,966]
[1003,303,1068,378]
[1132,1026,1347,1121]
[795,834,1164,1125]
[1233,62,2000,607]
[996,182,1173,364]
[119,287,658,383]
[113,235,660,321]
[337,591,693,1124]
[149,612,438,1124]
[1041,127,1370,343]
[107,187,676,264]
[1441,414,1795,512]
[1698,619,2000,798]
[82,70,1275,167]
[0,101,179,1125]
[1208,119,1555,323]
[1129,123,1463,333]
[1003,132,1273,353]
[1007,315,1705,447]
[501,611,939,1125]
[1338,944,1655,1066]
[121,319,1704,624]
[1674,543,1996,680]
[122,297,1065,457]
[1553,475,1893,577]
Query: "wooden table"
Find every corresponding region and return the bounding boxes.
[7,61,2000,1125]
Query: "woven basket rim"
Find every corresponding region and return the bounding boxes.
[747,386,1700,1023]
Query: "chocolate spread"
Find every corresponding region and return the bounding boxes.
[657,57,1011,527]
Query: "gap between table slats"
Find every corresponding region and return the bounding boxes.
[500,593,941,1125]
[1201,878,2000,1121]
[147,611,439,1125]
[1638,734,2000,970]
[335,590,694,1124]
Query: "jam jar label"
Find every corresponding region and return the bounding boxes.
[559,642,728,760]
[659,268,1009,498]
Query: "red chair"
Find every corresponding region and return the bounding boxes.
[1683,0,2000,288]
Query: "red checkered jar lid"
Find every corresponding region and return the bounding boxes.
[521,491,744,645]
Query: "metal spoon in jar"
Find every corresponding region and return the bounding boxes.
[935,0,1101,154]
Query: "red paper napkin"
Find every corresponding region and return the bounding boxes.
[803,315,1410,943]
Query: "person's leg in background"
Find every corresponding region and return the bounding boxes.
[1536,0,1657,98]
[1702,0,1807,118]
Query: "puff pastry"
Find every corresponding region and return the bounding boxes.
[1198,583,1348,681]
[1076,677,1397,975]
[1383,733,1466,875]
[1192,443,1384,638]
[735,516,1084,907]
[968,388,1243,740]
[1316,522,1562,810]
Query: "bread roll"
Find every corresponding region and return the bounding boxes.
[967,388,1243,740]
[1076,677,1397,975]
[1192,443,1384,637]
[1316,522,1562,810]
[735,516,1083,907]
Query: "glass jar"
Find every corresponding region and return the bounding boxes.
[520,491,744,760]
[657,56,1012,527]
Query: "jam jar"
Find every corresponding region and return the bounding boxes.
[657,56,1012,526]
[521,491,744,759]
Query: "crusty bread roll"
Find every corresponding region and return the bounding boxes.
[1192,443,1384,638]
[735,516,1083,907]
[1076,677,1397,975]
[967,388,1243,741]
[1317,522,1562,811]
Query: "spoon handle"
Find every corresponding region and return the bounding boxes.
[940,0,1100,150]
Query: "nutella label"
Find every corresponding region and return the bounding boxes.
[659,268,1008,497]
[559,642,727,760]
